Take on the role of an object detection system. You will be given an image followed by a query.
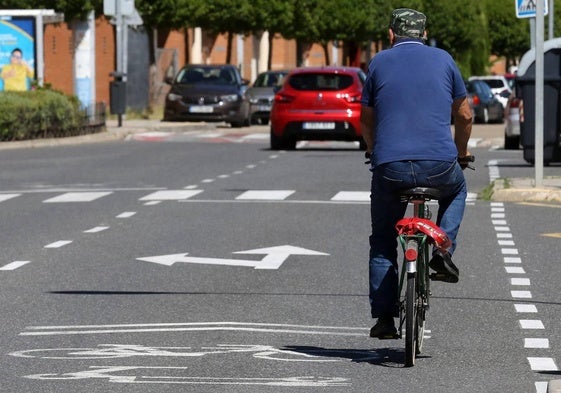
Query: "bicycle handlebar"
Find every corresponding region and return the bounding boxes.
[458,155,475,170]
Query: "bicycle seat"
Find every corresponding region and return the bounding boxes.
[399,187,441,202]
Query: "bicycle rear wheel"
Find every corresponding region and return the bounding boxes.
[405,271,417,367]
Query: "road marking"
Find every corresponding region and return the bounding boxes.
[488,162,559,381]
[44,240,73,248]
[528,357,558,371]
[117,212,136,218]
[23,366,350,386]
[236,190,295,200]
[137,245,329,270]
[140,190,203,201]
[43,192,112,203]
[525,338,549,348]
[536,382,549,392]
[331,191,370,202]
[83,226,109,233]
[519,320,545,329]
[20,322,367,337]
[515,304,538,313]
[0,194,21,202]
[511,290,532,298]
[0,261,30,270]
[542,232,561,238]
[498,240,515,246]
[501,248,519,255]
[511,278,531,286]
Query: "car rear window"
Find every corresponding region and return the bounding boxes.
[176,67,236,85]
[288,73,354,91]
[481,79,505,89]
[254,73,286,88]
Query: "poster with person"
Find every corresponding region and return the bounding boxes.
[0,17,36,91]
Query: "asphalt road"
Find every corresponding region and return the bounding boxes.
[0,127,559,392]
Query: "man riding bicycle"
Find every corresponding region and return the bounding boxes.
[360,8,473,339]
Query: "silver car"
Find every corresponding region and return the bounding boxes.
[245,70,289,125]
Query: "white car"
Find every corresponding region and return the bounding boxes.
[468,75,513,109]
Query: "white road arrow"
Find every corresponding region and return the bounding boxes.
[137,245,329,270]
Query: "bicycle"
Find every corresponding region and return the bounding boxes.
[394,156,474,367]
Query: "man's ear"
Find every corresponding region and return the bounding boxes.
[388,29,395,44]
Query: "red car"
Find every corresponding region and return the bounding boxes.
[269,66,366,150]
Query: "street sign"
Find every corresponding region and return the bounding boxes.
[516,0,548,18]
[103,0,135,17]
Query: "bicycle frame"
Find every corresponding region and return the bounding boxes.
[397,196,433,367]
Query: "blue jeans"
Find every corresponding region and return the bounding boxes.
[369,160,467,318]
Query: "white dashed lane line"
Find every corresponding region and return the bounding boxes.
[487,160,559,392]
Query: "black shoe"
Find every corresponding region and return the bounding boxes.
[429,253,459,283]
[369,316,398,339]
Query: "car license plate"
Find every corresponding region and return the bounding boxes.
[303,122,335,130]
[258,105,271,111]
[189,105,213,113]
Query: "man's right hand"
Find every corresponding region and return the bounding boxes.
[458,154,475,170]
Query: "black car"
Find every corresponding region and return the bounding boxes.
[464,79,504,124]
[163,64,250,127]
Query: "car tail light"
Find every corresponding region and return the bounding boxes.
[471,94,480,106]
[510,97,520,108]
[274,93,295,103]
[340,92,361,103]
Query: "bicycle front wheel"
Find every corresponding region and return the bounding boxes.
[405,271,417,367]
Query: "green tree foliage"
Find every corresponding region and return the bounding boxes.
[485,0,529,69]
[421,0,489,76]
[7,0,553,76]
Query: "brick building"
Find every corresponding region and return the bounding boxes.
[43,16,348,112]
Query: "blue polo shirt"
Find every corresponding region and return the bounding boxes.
[361,38,466,166]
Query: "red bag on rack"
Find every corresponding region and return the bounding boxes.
[395,218,451,252]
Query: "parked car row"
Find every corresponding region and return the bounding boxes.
[163,64,518,150]
[468,74,520,149]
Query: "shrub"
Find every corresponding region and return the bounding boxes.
[0,90,86,141]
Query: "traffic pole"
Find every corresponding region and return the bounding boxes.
[535,0,544,187]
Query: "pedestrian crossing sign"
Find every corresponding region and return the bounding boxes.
[516,0,548,18]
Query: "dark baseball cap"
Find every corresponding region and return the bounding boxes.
[390,8,426,38]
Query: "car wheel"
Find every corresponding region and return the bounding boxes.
[270,128,296,150]
[504,132,520,150]
[483,108,489,124]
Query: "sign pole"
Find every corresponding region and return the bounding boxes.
[535,0,544,187]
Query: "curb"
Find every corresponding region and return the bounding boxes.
[548,380,561,393]
[490,178,561,203]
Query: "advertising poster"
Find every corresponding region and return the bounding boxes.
[0,17,36,91]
